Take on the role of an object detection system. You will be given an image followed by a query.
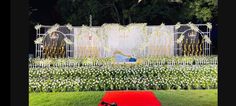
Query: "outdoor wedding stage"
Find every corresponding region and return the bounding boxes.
[33,22,212,59]
[30,22,217,106]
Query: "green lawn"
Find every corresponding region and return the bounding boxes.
[29,90,217,106]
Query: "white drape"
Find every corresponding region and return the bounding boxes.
[147,26,174,56]
[102,23,146,57]
[73,24,174,58]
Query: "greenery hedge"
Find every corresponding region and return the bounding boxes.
[29,64,217,92]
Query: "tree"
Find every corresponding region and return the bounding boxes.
[181,0,218,23]
[54,0,217,25]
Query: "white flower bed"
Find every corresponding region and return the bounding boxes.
[29,64,217,92]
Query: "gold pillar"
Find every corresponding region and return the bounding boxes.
[183,39,187,56]
[195,40,200,56]
[191,39,195,56]
[199,39,204,56]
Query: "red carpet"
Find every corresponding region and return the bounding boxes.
[98,90,161,106]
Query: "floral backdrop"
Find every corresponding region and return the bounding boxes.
[73,23,175,58]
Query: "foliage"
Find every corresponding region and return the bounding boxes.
[183,0,218,22]
[54,0,217,25]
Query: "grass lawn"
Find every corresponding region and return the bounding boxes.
[29,89,217,106]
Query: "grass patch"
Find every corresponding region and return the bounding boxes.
[29,89,217,106]
[29,91,104,106]
[153,90,217,106]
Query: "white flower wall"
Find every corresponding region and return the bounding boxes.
[73,23,175,58]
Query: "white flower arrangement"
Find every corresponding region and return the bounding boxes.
[29,56,217,92]
[64,37,73,45]
[34,37,43,44]
[176,34,185,44]
[34,24,42,30]
[66,23,73,31]
[47,23,60,34]
[203,35,212,44]
[206,22,212,29]
[175,22,181,30]
[187,22,199,32]
[160,23,166,30]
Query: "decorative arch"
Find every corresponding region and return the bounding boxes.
[175,22,212,56]
[34,24,74,58]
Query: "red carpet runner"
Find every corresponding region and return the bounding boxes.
[98,90,161,106]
